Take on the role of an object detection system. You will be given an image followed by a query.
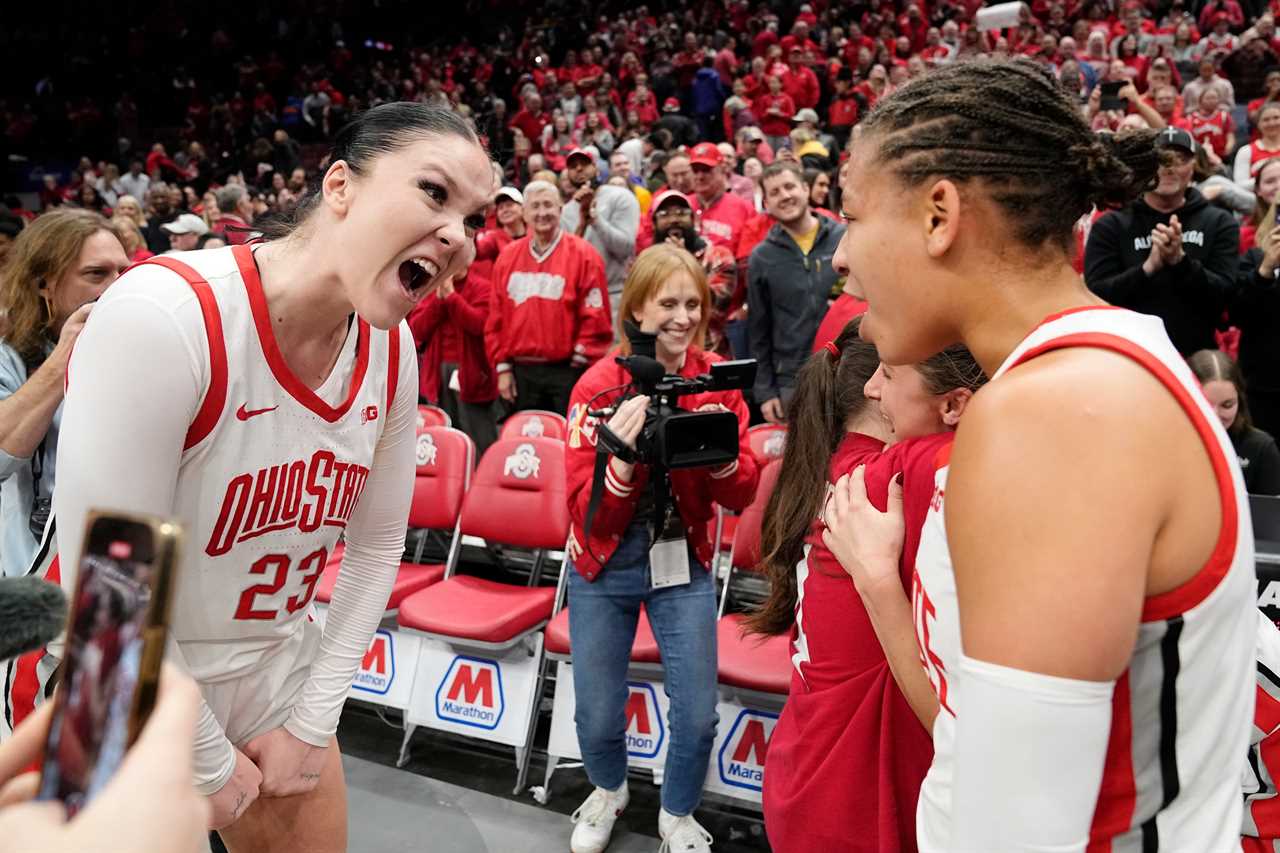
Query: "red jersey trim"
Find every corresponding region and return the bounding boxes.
[1086,670,1137,851]
[386,326,400,417]
[934,441,953,470]
[10,554,59,730]
[144,256,228,449]
[1006,332,1237,623]
[231,244,370,423]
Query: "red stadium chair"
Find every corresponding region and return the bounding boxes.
[499,410,568,442]
[746,423,788,468]
[416,403,451,430]
[395,436,569,792]
[315,427,474,616]
[716,460,790,694]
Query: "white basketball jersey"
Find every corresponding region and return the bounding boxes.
[39,245,404,685]
[913,306,1255,852]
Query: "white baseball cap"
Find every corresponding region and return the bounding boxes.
[495,186,524,205]
[161,213,209,236]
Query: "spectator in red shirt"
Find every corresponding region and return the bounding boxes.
[781,47,820,109]
[715,36,740,85]
[1198,0,1245,35]
[689,142,755,251]
[1187,86,1237,156]
[753,20,781,58]
[509,89,551,154]
[854,64,890,110]
[780,20,820,60]
[211,185,255,245]
[627,80,660,125]
[755,75,797,150]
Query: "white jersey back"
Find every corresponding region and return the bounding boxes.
[913,306,1255,852]
[37,245,402,684]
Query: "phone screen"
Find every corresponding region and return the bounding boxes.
[37,521,159,817]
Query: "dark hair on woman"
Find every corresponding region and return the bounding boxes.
[1187,348,1253,436]
[744,317,880,636]
[859,59,1160,254]
[917,343,989,397]
[256,103,482,240]
[745,331,988,636]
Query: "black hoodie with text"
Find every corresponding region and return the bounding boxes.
[1084,188,1239,355]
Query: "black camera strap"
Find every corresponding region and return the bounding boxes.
[582,449,610,558]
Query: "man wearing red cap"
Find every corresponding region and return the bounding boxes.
[655,97,698,147]
[689,142,754,252]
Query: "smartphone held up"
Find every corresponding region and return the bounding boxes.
[37,511,181,817]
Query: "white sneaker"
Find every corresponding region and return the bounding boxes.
[657,808,714,852]
[570,782,630,853]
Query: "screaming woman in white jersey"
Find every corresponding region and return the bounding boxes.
[3,104,494,852]
[823,60,1255,852]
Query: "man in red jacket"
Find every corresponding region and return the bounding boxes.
[485,180,613,415]
[780,46,820,110]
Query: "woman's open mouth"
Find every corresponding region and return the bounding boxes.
[397,257,441,301]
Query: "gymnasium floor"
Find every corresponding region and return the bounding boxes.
[207,704,772,852]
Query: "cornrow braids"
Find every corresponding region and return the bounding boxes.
[861,59,1160,253]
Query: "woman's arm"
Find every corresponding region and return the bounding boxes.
[823,468,938,732]
[0,303,91,465]
[944,348,1202,849]
[284,325,417,746]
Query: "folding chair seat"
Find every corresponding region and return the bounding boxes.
[315,427,474,616]
[715,614,792,694]
[499,409,568,442]
[544,605,662,663]
[716,460,789,695]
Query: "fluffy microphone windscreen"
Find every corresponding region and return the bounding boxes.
[0,576,67,662]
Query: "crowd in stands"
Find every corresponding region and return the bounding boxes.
[7,0,1280,511]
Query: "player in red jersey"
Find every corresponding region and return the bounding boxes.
[4,104,493,853]
[748,316,984,853]
[822,60,1254,851]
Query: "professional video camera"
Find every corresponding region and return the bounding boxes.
[594,322,756,470]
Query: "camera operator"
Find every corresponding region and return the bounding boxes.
[562,243,759,853]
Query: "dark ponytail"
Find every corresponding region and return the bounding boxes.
[744,317,881,636]
[255,102,483,241]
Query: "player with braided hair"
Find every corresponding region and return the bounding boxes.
[823,59,1254,851]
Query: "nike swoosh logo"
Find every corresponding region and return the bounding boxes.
[236,403,278,421]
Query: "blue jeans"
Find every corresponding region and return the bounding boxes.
[568,522,719,816]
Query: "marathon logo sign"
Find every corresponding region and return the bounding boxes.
[352,629,396,696]
[435,655,505,730]
[624,682,666,759]
[716,708,777,793]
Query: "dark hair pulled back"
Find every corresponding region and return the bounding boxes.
[860,59,1159,253]
[256,103,482,240]
[745,317,880,636]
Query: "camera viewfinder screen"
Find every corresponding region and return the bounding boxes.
[37,549,153,816]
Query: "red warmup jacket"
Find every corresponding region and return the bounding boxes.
[762,431,945,853]
[484,231,613,372]
[407,270,498,404]
[564,347,759,581]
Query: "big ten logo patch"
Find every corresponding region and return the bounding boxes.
[352,629,396,695]
[520,416,546,438]
[567,403,598,449]
[624,682,665,758]
[717,709,778,792]
[416,432,438,467]
[503,442,540,479]
[360,405,378,424]
[435,656,505,730]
